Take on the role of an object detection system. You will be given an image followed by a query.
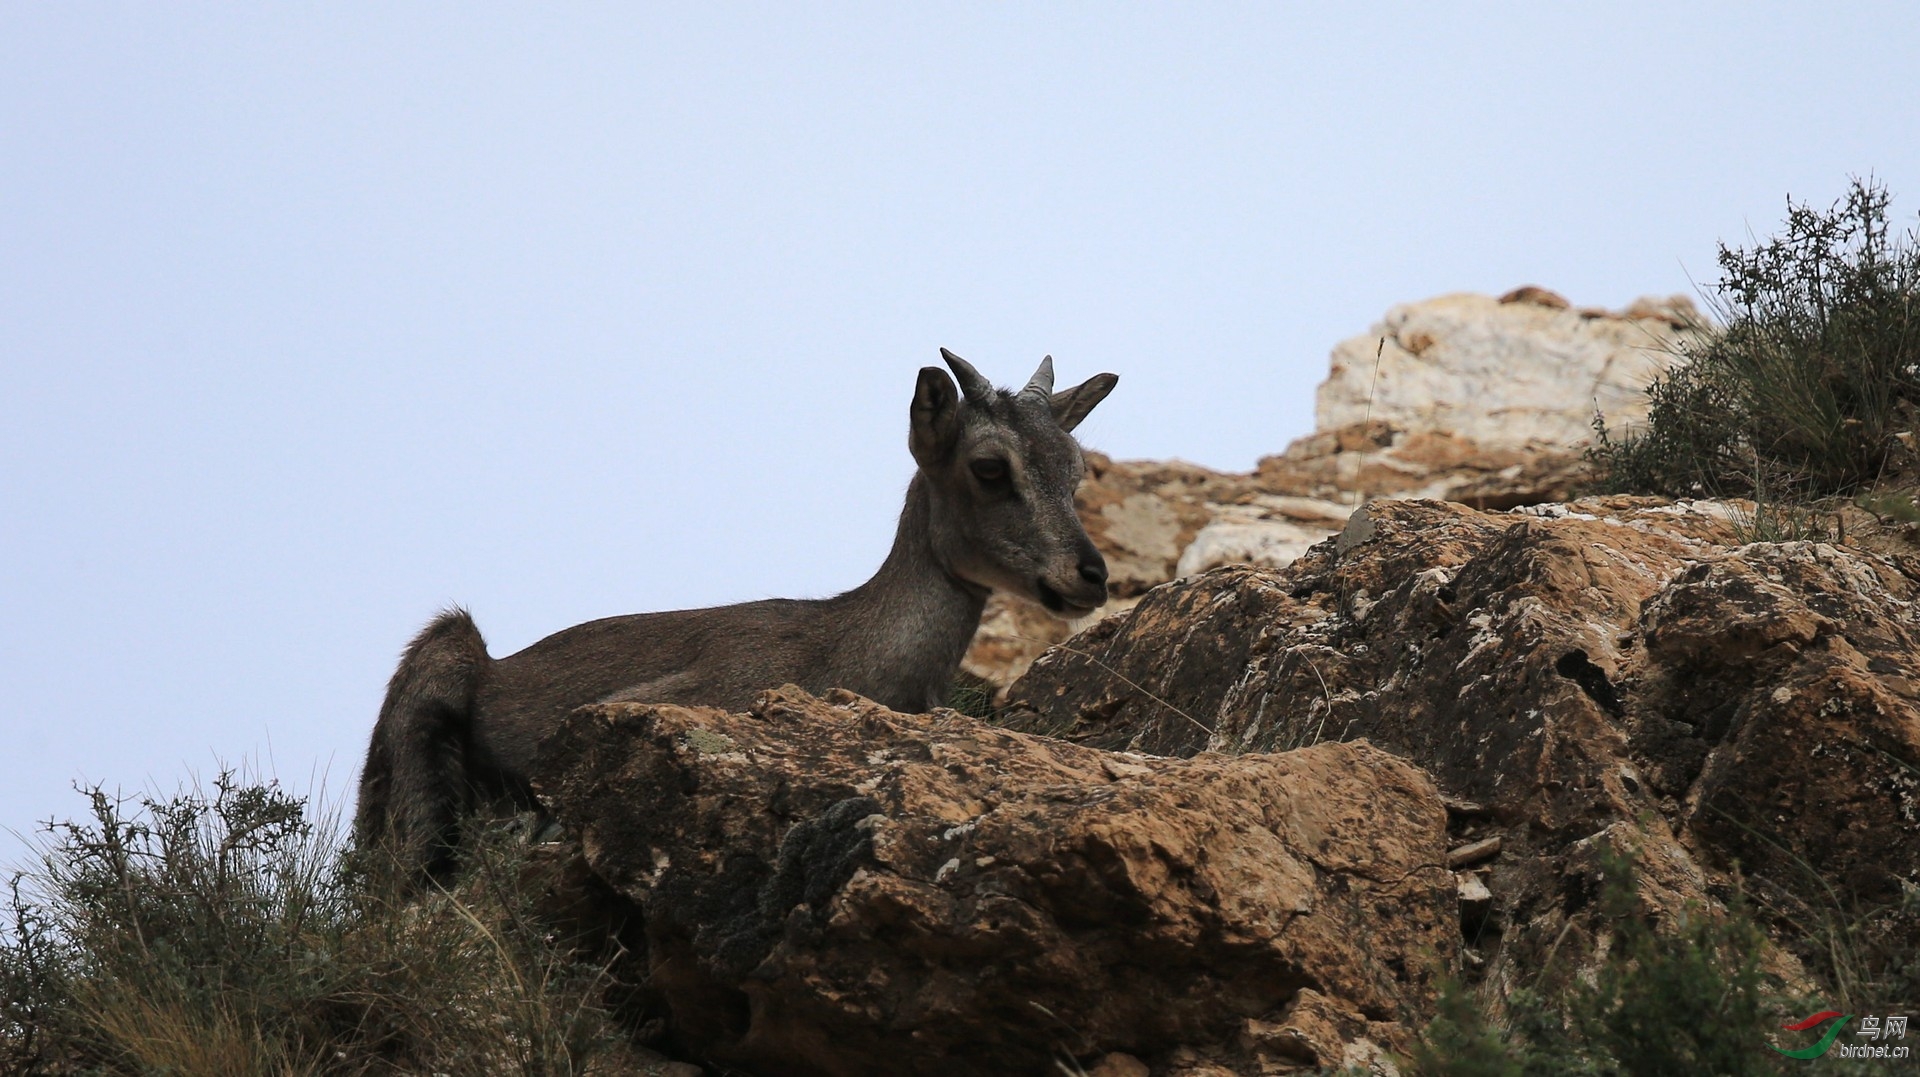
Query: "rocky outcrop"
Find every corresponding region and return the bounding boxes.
[507,285,1920,1073]
[535,688,1459,1076]
[1315,288,1707,450]
[964,290,1711,688]
[1001,497,1920,1001]
[527,493,1919,1073]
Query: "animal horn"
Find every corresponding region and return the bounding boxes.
[939,348,995,404]
[1021,355,1055,399]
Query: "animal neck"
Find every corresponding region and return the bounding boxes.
[834,475,987,708]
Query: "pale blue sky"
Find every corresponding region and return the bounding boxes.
[4,5,1917,849]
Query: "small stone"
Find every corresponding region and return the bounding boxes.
[1447,836,1502,868]
[1087,1052,1150,1077]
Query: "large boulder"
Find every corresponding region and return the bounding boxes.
[1002,497,1920,998]
[1315,288,1707,450]
[535,687,1459,1076]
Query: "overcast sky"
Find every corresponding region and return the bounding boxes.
[4,5,1917,851]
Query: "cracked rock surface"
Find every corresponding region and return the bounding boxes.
[1003,496,1920,1009]
[535,687,1457,1076]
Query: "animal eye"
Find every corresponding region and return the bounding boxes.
[969,458,1008,483]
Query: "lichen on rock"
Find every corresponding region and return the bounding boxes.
[1000,495,1920,1022]
[535,687,1459,1075]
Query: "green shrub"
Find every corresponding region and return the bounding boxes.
[1592,178,1920,501]
[1406,982,1524,1077]
[1409,850,1789,1077]
[0,773,624,1076]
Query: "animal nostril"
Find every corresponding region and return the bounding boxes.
[1079,561,1107,586]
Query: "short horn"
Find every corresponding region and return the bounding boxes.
[939,348,994,403]
[1020,355,1055,399]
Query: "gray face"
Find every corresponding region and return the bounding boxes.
[910,351,1118,617]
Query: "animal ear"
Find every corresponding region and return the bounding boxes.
[910,365,961,464]
[1050,372,1118,432]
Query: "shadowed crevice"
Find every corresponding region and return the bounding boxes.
[1555,650,1625,718]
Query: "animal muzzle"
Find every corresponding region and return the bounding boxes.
[1035,547,1109,616]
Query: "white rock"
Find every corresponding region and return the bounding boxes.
[1316,292,1709,451]
[1175,499,1351,576]
[1097,491,1185,591]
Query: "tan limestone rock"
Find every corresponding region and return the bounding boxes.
[535,687,1457,1077]
[1002,497,1920,1005]
[1316,292,1709,450]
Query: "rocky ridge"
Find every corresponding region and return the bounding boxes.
[1002,496,1920,1021]
[964,287,1709,687]
[526,289,1919,1075]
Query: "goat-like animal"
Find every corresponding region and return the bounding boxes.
[355,351,1117,881]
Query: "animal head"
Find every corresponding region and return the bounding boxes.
[909,349,1118,617]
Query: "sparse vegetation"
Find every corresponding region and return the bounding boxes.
[1724,498,1839,545]
[1592,177,1920,503]
[0,773,630,1076]
[943,672,1001,720]
[1702,799,1920,1017]
[1409,851,1792,1077]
